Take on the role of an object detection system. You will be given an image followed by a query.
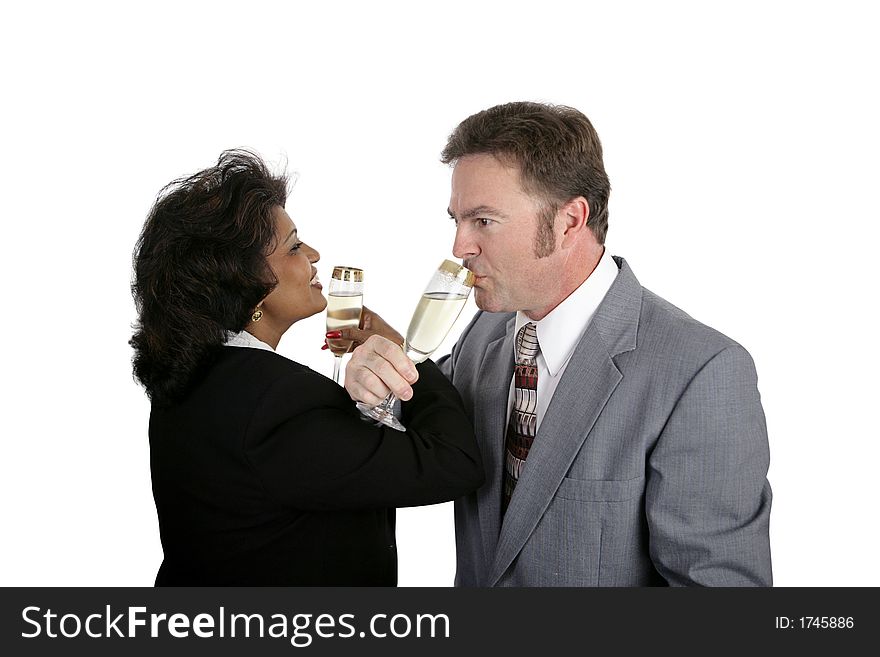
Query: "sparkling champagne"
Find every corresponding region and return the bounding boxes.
[405,292,469,362]
[356,259,473,431]
[326,292,363,356]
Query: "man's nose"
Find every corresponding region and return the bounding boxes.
[452,225,479,260]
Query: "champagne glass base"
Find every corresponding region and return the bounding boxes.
[356,402,407,432]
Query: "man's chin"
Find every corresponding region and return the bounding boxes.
[474,291,505,314]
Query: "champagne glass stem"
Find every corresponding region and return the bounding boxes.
[356,390,405,431]
[374,391,397,416]
[332,355,343,384]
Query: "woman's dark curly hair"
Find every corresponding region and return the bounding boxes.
[131,149,289,406]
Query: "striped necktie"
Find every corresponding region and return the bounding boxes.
[502,322,539,514]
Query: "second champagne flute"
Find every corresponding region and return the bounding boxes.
[356,259,474,431]
[326,266,364,384]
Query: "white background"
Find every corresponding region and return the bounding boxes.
[1,0,877,587]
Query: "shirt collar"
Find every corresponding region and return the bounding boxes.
[224,330,275,352]
[514,249,619,376]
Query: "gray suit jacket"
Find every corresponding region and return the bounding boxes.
[437,257,772,586]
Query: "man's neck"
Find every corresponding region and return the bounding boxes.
[524,248,604,321]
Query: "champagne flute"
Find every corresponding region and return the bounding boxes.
[356,259,474,431]
[326,266,364,384]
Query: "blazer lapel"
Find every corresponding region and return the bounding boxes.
[487,256,642,586]
[488,323,621,585]
[471,317,515,569]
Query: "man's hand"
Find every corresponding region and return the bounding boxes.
[344,335,419,405]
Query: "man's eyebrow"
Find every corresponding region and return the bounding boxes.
[447,205,508,220]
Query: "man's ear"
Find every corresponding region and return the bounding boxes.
[559,196,590,248]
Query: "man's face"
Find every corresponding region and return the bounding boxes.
[449,154,559,316]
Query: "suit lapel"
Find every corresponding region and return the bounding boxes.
[488,323,622,585]
[486,257,643,586]
[471,318,515,569]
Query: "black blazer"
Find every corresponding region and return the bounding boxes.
[149,347,483,586]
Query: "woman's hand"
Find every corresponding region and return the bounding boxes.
[339,306,404,348]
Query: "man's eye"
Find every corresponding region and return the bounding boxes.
[448,215,459,226]
[477,218,492,227]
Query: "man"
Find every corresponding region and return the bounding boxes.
[343,101,772,586]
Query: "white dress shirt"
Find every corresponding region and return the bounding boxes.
[507,250,619,431]
[224,330,275,352]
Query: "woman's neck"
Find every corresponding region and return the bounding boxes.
[245,322,283,350]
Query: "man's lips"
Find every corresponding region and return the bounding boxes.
[463,262,482,277]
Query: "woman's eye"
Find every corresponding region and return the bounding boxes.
[290,242,303,253]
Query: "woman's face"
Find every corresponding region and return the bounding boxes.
[259,206,326,330]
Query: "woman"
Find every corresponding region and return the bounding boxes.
[131,150,483,585]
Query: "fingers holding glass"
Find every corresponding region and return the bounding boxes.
[356,260,474,431]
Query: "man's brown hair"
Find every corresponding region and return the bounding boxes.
[441,102,610,253]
